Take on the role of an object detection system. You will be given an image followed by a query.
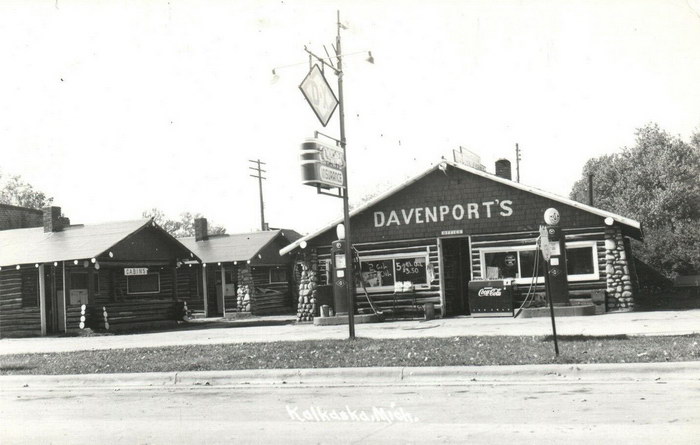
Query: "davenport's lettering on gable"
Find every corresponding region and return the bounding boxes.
[373,200,513,227]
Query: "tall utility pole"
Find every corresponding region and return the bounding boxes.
[335,11,356,340]
[249,159,267,231]
[301,11,356,339]
[515,143,521,183]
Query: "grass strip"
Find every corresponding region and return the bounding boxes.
[1,334,698,375]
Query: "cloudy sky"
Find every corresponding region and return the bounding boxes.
[2,0,699,234]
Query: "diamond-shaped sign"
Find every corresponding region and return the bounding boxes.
[299,64,339,127]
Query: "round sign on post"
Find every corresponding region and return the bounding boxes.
[544,208,560,225]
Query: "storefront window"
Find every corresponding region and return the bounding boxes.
[566,247,595,275]
[359,254,429,290]
[21,269,39,308]
[479,242,598,283]
[127,273,160,294]
[483,251,519,279]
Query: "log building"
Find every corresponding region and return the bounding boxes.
[0,207,199,338]
[280,160,643,319]
[178,219,302,317]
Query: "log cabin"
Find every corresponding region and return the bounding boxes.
[178,219,302,317]
[280,159,643,319]
[0,207,200,337]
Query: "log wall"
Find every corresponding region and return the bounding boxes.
[0,268,42,338]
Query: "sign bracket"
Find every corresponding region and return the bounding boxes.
[316,185,344,199]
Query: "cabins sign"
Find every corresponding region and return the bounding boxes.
[373,200,513,227]
[124,267,148,276]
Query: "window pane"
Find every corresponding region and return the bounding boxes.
[567,247,595,275]
[21,269,39,308]
[360,259,394,287]
[395,257,427,284]
[71,273,88,289]
[519,250,545,279]
[483,251,519,279]
[127,273,160,294]
[270,268,287,283]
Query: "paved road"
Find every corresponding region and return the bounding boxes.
[2,309,699,356]
[2,377,698,444]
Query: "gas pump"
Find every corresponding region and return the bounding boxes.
[539,208,570,305]
[330,239,350,314]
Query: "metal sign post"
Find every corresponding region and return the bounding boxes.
[296,11,357,339]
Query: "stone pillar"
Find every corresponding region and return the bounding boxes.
[296,250,318,321]
[605,226,635,311]
[236,265,255,313]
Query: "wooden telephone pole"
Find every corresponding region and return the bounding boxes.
[249,159,267,230]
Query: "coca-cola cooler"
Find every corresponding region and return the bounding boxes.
[467,280,514,317]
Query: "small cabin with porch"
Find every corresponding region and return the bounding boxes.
[0,207,200,337]
[178,218,302,317]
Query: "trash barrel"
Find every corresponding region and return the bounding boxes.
[320,305,330,317]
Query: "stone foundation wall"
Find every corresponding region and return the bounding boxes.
[296,250,318,321]
[605,226,635,311]
[237,266,255,312]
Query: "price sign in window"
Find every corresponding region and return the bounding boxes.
[395,257,427,284]
[359,255,428,289]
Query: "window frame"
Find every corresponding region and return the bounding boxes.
[478,240,599,284]
[356,251,431,293]
[126,272,161,295]
[70,271,100,294]
[269,267,288,284]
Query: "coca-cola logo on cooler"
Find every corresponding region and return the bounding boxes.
[477,287,503,297]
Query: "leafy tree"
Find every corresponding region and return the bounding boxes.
[142,208,227,238]
[570,123,700,277]
[0,174,53,209]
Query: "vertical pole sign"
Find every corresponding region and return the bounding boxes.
[297,11,356,339]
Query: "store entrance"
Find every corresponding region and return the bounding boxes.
[441,237,471,315]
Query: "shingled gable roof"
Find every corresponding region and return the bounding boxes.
[179,229,303,264]
[0,218,198,268]
[280,160,643,256]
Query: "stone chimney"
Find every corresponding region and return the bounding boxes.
[495,159,512,180]
[194,217,208,241]
[43,206,64,233]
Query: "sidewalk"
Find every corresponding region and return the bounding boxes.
[1,309,699,356]
[1,361,699,390]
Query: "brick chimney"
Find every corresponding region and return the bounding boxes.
[495,159,512,180]
[194,217,208,241]
[43,206,64,233]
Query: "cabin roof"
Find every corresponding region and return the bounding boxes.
[179,229,303,264]
[0,219,195,267]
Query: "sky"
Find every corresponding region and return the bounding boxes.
[2,0,699,235]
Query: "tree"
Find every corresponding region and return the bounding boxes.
[142,208,227,238]
[570,123,700,277]
[0,174,53,209]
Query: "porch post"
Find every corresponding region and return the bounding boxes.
[202,265,209,317]
[38,264,46,336]
[61,261,67,333]
[220,264,226,317]
[437,238,447,317]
